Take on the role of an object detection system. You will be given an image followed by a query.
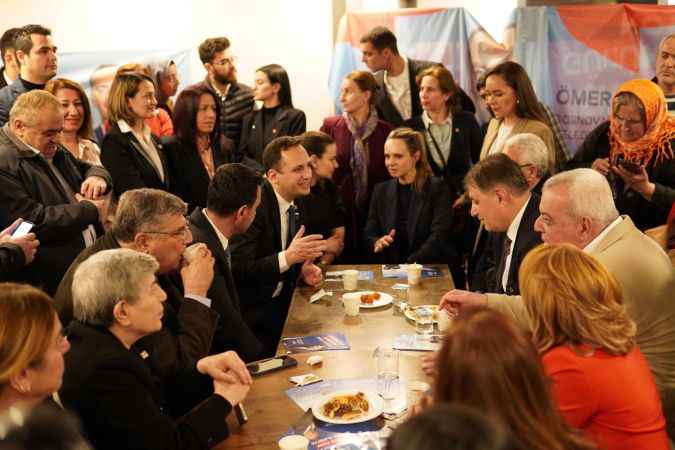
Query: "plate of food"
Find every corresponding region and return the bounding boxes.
[311,390,384,424]
[404,305,439,323]
[342,291,393,309]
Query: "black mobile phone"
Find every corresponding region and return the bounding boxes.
[11,221,34,238]
[616,155,642,174]
[246,355,298,376]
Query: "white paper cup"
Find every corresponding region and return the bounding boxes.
[183,243,205,264]
[278,435,309,450]
[406,264,423,286]
[342,293,361,316]
[342,269,359,290]
[438,308,453,333]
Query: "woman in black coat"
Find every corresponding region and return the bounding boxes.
[239,64,306,164]
[364,128,453,265]
[164,84,230,212]
[101,73,170,198]
[403,65,482,201]
[60,248,252,450]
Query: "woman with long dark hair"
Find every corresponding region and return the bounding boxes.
[164,83,229,211]
[480,62,556,171]
[299,131,346,265]
[239,64,305,164]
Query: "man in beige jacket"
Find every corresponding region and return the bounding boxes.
[440,168,675,438]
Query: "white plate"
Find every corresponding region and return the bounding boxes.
[404,305,439,323]
[342,291,393,309]
[311,390,384,424]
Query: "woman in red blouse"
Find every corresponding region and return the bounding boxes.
[520,243,668,450]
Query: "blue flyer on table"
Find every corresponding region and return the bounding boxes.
[282,332,350,354]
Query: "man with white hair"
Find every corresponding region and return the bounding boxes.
[502,133,549,192]
[441,168,675,436]
[654,33,675,116]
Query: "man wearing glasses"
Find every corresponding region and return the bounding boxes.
[54,187,220,380]
[198,37,254,157]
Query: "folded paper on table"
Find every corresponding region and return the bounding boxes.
[282,333,350,354]
[381,265,442,279]
[392,334,442,352]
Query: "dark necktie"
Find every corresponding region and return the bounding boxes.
[286,205,298,249]
[495,236,513,293]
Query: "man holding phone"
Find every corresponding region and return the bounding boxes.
[0,218,39,280]
[0,90,111,294]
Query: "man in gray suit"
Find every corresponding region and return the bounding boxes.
[359,26,474,126]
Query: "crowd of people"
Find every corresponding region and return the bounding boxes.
[0,22,674,450]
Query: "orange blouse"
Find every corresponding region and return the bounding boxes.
[543,344,668,450]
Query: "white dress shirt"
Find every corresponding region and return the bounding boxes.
[273,189,294,298]
[502,194,531,291]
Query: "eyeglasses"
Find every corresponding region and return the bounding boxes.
[212,56,236,67]
[142,226,191,239]
[518,163,533,169]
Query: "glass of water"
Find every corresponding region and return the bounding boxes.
[374,347,400,400]
[415,307,434,335]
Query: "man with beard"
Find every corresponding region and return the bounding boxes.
[198,37,253,155]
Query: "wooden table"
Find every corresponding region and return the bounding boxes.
[218,265,454,450]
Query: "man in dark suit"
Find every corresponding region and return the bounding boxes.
[462,154,541,297]
[230,136,326,355]
[0,28,22,90]
[188,163,267,361]
[0,25,57,126]
[54,188,219,377]
[359,26,475,127]
[0,90,110,295]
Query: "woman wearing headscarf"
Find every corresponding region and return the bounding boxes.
[571,79,675,230]
[320,71,393,261]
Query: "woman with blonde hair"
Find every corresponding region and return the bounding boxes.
[45,78,101,165]
[0,283,70,413]
[101,72,169,197]
[520,243,668,450]
[321,70,393,261]
[434,307,594,450]
[364,127,453,265]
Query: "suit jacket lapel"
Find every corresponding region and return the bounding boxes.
[480,120,500,160]
[265,107,289,144]
[508,195,539,290]
[408,59,423,117]
[263,181,283,250]
[251,111,265,157]
[128,135,165,186]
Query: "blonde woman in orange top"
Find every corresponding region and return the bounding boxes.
[520,244,669,450]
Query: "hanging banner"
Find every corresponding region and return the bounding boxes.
[329,5,675,153]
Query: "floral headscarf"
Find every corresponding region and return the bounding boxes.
[609,79,675,166]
